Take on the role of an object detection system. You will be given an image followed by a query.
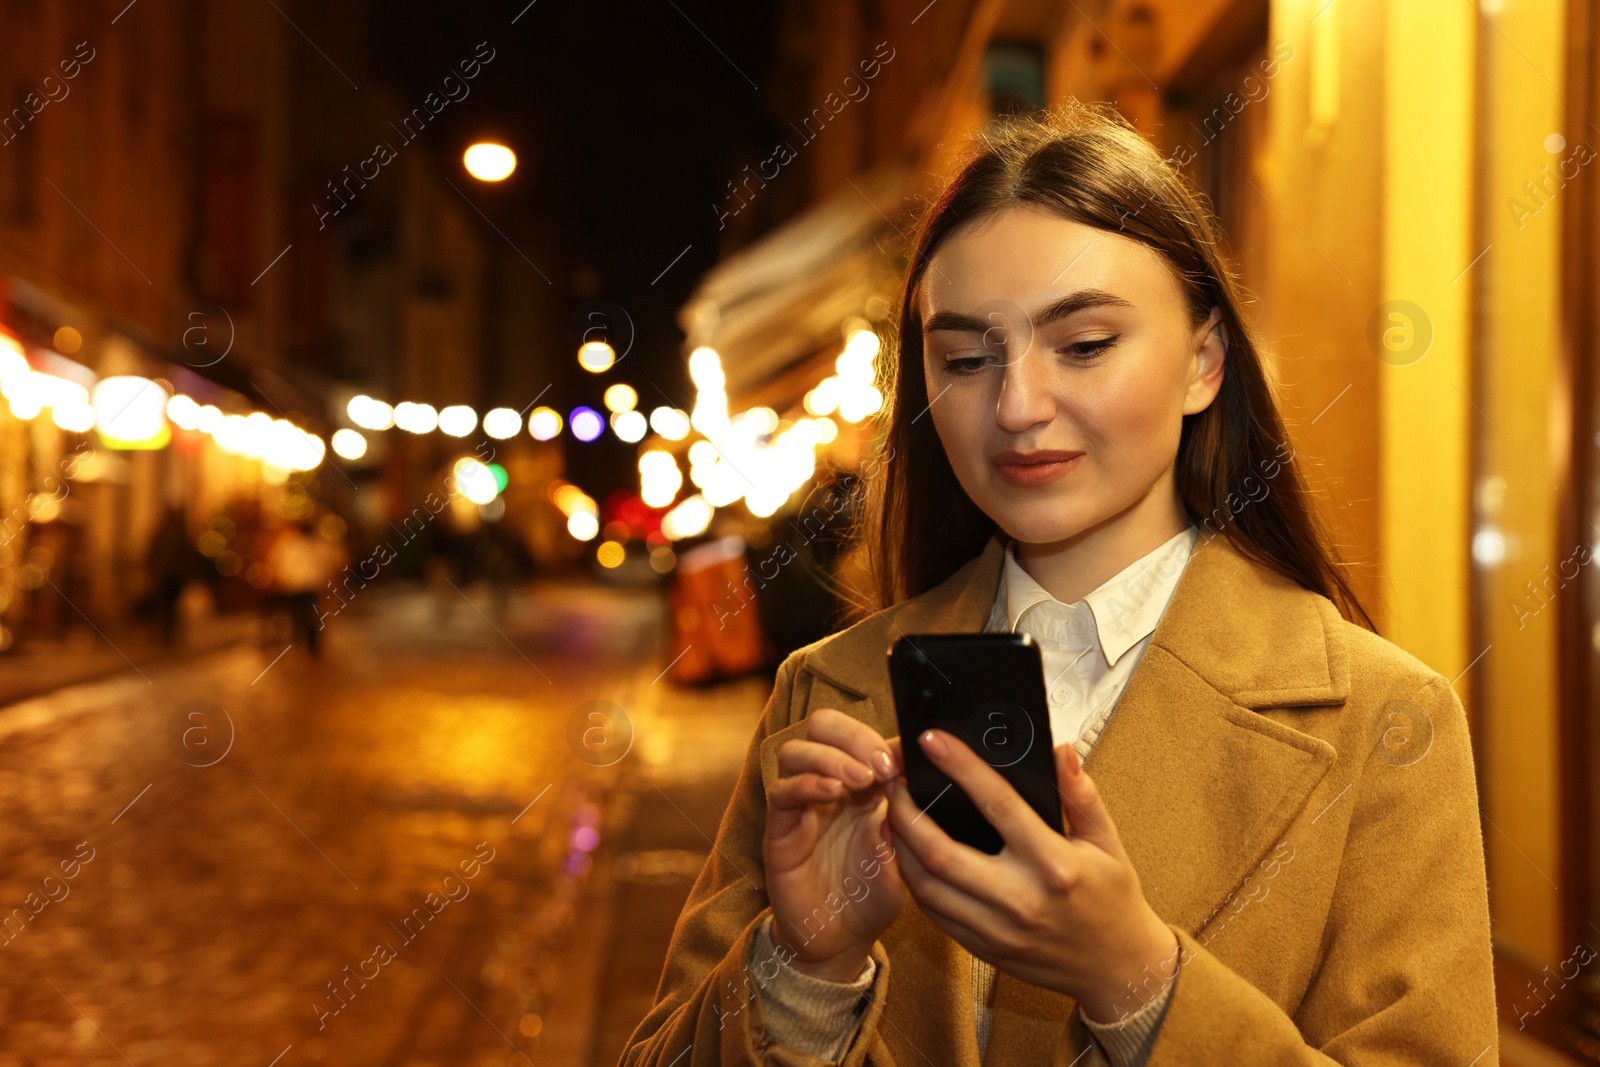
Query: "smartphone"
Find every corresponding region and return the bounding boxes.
[887,632,1064,855]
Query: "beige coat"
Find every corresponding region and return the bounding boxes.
[621,529,1498,1065]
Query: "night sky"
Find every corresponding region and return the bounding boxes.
[371,0,785,396]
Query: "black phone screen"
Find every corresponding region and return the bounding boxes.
[887,632,1064,855]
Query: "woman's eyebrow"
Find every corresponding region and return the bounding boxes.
[922,288,1135,334]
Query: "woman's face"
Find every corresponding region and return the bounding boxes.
[918,205,1226,548]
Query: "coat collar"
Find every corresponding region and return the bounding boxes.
[801,528,1346,1063]
[807,526,1349,709]
[999,525,1199,669]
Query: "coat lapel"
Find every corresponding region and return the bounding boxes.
[799,528,1345,1061]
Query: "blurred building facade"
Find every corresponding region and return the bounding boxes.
[680,0,1600,1059]
[0,0,561,658]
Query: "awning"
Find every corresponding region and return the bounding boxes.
[677,162,913,404]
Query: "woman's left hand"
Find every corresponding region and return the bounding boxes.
[883,728,1179,1024]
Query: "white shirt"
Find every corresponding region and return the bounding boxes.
[985,525,1201,760]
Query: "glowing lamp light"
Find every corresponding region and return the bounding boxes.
[688,347,724,390]
[578,341,616,373]
[33,373,90,409]
[483,407,521,439]
[837,384,885,423]
[567,510,600,541]
[611,409,647,443]
[52,402,96,433]
[597,541,625,568]
[197,404,224,435]
[331,428,368,460]
[551,483,596,517]
[528,406,563,441]
[689,387,730,439]
[805,377,841,416]
[489,463,509,493]
[7,394,42,420]
[393,401,438,434]
[661,494,714,541]
[603,383,638,413]
[452,457,500,505]
[348,394,395,431]
[570,406,603,442]
[648,406,690,440]
[639,449,683,509]
[166,394,201,431]
[92,376,167,446]
[843,328,881,363]
[438,404,478,437]
[464,142,517,181]
[269,419,325,472]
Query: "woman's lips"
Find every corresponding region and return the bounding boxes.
[991,452,1084,487]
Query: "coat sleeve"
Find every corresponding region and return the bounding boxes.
[618,650,897,1067]
[1143,674,1498,1066]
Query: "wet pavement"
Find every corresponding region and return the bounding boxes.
[0,578,770,1067]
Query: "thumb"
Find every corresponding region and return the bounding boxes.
[1054,742,1123,855]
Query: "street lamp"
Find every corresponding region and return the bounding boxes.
[464,142,516,182]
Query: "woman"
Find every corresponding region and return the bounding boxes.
[622,102,1497,1066]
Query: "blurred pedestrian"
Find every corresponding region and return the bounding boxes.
[265,520,346,656]
[145,507,201,646]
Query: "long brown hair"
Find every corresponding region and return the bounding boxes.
[845,101,1375,632]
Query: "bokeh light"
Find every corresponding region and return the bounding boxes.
[603,383,638,413]
[348,395,395,431]
[578,341,615,373]
[570,406,603,442]
[393,402,438,434]
[452,457,500,505]
[611,409,647,443]
[331,428,368,460]
[438,404,478,437]
[463,142,516,181]
[483,407,521,439]
[567,511,599,540]
[528,406,563,441]
[92,377,166,443]
[648,406,690,440]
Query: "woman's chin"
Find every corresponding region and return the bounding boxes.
[990,508,1095,549]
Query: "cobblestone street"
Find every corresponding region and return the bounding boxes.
[0,581,768,1067]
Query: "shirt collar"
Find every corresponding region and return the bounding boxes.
[1001,525,1199,667]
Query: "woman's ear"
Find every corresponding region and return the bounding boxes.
[1184,306,1227,414]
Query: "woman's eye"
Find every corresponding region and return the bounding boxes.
[1059,335,1119,360]
[942,352,994,375]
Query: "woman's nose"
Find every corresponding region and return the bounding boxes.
[994,342,1056,433]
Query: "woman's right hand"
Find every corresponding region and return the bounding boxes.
[763,709,909,982]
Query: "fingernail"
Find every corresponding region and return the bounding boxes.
[919,729,947,758]
[849,763,875,788]
[873,750,894,780]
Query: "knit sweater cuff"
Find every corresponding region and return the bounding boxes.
[750,913,878,1060]
[1080,971,1177,1067]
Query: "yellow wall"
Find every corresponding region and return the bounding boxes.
[1378,5,1474,667]
[1474,0,1568,965]
[1268,0,1567,970]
